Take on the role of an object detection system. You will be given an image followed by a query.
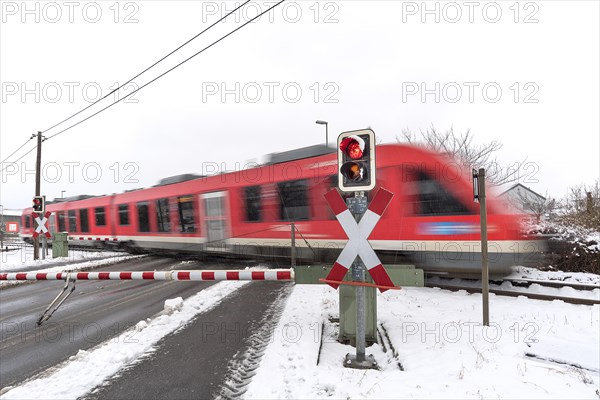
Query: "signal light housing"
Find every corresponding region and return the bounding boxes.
[337,129,376,192]
[32,196,45,214]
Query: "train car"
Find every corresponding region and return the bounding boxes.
[20,144,545,275]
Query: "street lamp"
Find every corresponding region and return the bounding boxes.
[61,190,66,199]
[316,120,328,146]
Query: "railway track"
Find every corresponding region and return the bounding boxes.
[495,277,600,291]
[425,277,600,306]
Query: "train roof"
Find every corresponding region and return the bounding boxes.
[266,144,335,165]
[21,143,481,213]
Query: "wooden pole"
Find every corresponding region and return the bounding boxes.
[33,132,42,260]
[478,168,490,326]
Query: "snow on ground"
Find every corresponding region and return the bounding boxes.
[245,285,600,399]
[1,264,599,399]
[0,245,132,273]
[0,281,250,400]
[426,275,600,301]
[508,266,600,286]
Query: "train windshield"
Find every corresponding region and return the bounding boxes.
[409,171,474,216]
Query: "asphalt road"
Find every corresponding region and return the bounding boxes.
[0,256,263,389]
[86,281,291,400]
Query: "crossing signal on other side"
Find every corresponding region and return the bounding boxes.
[337,129,376,192]
[32,196,45,214]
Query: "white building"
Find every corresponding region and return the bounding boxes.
[497,184,547,215]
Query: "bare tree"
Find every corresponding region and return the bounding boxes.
[561,180,600,229]
[397,127,528,186]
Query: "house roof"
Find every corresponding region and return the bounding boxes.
[498,183,546,200]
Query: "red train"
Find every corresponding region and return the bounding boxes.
[20,144,544,275]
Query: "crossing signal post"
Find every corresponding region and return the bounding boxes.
[337,129,376,192]
[329,129,397,369]
[32,195,47,259]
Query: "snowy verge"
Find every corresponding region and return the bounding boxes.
[0,254,145,288]
[1,247,133,273]
[508,265,600,285]
[0,280,250,400]
[245,285,600,399]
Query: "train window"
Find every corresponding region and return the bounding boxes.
[413,171,473,216]
[277,179,310,221]
[137,202,150,232]
[68,210,77,232]
[118,204,129,225]
[95,207,106,226]
[57,212,66,232]
[25,216,31,228]
[80,209,90,232]
[244,186,262,222]
[156,198,171,232]
[178,195,196,233]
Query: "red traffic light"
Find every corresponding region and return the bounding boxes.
[340,136,364,159]
[336,129,376,192]
[32,196,45,213]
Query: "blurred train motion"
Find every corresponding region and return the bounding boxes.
[20,144,545,276]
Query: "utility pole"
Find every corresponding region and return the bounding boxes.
[33,131,43,260]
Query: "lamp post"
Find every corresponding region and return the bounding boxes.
[61,190,66,199]
[316,120,328,146]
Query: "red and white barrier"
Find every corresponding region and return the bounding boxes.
[324,188,395,292]
[0,269,294,282]
[68,237,119,241]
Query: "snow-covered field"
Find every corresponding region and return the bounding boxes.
[1,266,599,399]
[245,285,600,399]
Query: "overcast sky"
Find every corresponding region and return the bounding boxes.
[1,0,599,210]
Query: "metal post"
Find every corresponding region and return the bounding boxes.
[42,236,46,260]
[353,259,366,362]
[0,205,4,250]
[325,123,328,147]
[0,205,4,249]
[291,222,296,268]
[478,168,490,326]
[344,191,376,369]
[33,131,42,260]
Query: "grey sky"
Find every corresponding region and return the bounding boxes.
[1,0,599,210]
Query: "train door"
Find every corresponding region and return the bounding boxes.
[49,213,57,235]
[201,191,230,252]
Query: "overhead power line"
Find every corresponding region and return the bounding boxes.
[0,137,32,164]
[46,0,285,141]
[42,0,252,135]
[0,145,37,174]
[0,0,260,168]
